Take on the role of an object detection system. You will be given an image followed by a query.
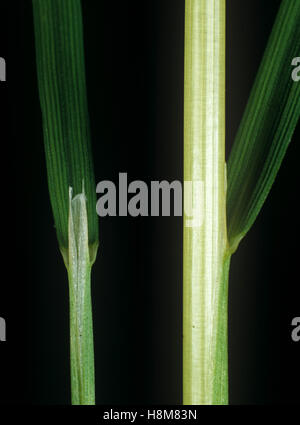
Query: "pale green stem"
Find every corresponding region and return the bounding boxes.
[183,0,228,405]
[64,188,95,405]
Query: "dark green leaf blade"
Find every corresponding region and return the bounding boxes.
[32,0,98,257]
[227,0,300,252]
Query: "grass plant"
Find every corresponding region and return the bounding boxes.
[32,0,300,405]
[32,0,98,404]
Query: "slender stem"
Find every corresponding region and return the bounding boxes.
[68,266,95,404]
[183,0,228,404]
[212,255,230,403]
[66,188,95,405]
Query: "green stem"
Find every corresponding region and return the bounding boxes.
[66,188,95,405]
[68,266,95,404]
[183,0,228,405]
[212,255,231,404]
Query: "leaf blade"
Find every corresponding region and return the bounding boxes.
[227,0,300,252]
[32,0,98,254]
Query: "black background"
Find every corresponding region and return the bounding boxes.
[0,0,299,406]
